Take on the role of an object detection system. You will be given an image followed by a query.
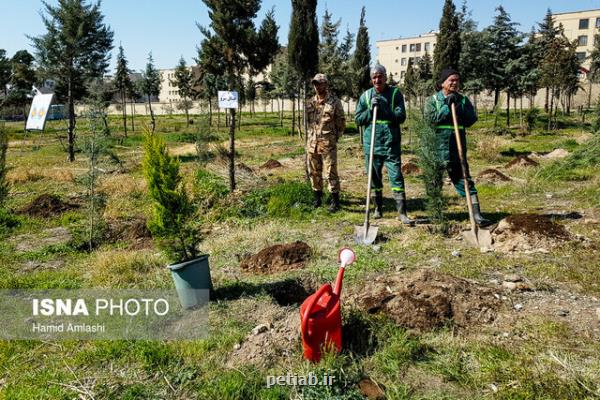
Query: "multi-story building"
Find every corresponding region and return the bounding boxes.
[375,31,437,83]
[159,66,202,103]
[552,9,600,70]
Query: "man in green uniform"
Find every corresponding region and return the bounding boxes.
[423,68,489,225]
[306,73,346,212]
[355,64,412,224]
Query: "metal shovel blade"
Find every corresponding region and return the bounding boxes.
[461,227,493,251]
[354,224,379,245]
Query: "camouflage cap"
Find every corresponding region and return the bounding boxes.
[311,73,328,84]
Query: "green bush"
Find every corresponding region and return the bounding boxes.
[194,168,229,209]
[0,207,20,233]
[525,107,540,133]
[265,180,313,218]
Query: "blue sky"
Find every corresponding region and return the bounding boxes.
[2,0,600,73]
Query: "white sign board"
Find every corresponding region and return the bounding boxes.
[218,91,238,109]
[26,93,54,131]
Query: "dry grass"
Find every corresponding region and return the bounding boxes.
[476,135,510,163]
[86,249,168,288]
[99,174,147,219]
[7,166,75,184]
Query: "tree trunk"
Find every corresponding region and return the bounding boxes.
[493,89,500,109]
[67,77,75,162]
[544,87,549,113]
[588,79,593,109]
[208,97,212,126]
[229,107,236,191]
[130,98,135,132]
[291,96,296,136]
[506,92,510,128]
[303,80,309,182]
[548,86,555,131]
[121,91,128,139]
[148,98,155,133]
[185,100,190,127]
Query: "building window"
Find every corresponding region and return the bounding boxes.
[409,43,416,52]
[401,44,407,53]
[408,57,414,64]
[395,59,398,63]
[576,51,586,61]
[579,18,589,29]
[401,71,406,78]
[395,46,399,50]
[424,42,430,52]
[416,43,421,52]
[401,58,406,66]
[578,35,588,46]
[596,17,600,28]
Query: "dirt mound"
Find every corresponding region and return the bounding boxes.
[349,269,500,331]
[237,162,255,174]
[505,155,539,168]
[240,241,312,274]
[477,168,511,183]
[19,194,79,218]
[543,148,569,159]
[401,162,421,175]
[492,214,572,253]
[227,308,299,368]
[106,217,153,249]
[260,159,283,169]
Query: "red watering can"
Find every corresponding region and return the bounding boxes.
[300,247,356,362]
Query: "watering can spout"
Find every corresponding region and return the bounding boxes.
[333,248,355,295]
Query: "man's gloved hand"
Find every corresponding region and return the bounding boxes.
[445,93,460,106]
[371,94,379,110]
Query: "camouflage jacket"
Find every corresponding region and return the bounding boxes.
[306,93,346,153]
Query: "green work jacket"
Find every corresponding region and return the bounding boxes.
[423,90,477,161]
[355,86,406,157]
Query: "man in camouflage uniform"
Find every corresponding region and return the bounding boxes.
[423,67,489,225]
[306,73,346,212]
[355,64,412,224]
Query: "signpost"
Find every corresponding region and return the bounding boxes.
[218,91,238,109]
[26,93,54,131]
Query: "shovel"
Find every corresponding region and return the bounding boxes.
[355,104,379,245]
[450,103,493,251]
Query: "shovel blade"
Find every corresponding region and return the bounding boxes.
[354,225,378,245]
[461,228,494,251]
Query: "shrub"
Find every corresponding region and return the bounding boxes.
[476,135,507,163]
[142,133,200,262]
[525,107,540,133]
[194,168,229,209]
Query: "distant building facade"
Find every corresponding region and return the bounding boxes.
[552,9,600,70]
[375,31,437,83]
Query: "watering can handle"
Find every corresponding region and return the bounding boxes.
[301,284,333,340]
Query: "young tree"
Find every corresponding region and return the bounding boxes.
[459,3,486,105]
[85,78,113,135]
[198,0,279,191]
[589,27,600,108]
[31,0,113,162]
[0,50,10,99]
[402,58,417,106]
[270,48,300,130]
[433,0,461,78]
[171,57,194,127]
[416,52,434,105]
[351,7,371,100]
[537,9,560,112]
[139,52,162,132]
[114,45,132,138]
[6,50,36,117]
[319,10,344,97]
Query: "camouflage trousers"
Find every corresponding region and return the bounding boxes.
[308,150,340,193]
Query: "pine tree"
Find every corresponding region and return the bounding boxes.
[0,50,10,98]
[140,52,162,132]
[458,2,486,102]
[587,27,600,109]
[114,45,132,138]
[171,57,194,127]
[351,7,371,100]
[339,27,355,102]
[31,0,113,162]
[198,0,279,191]
[319,9,345,97]
[537,9,560,112]
[433,0,461,79]
[6,50,36,115]
[416,52,434,105]
[403,58,417,106]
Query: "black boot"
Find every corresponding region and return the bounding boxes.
[313,190,323,208]
[372,191,383,219]
[471,194,490,226]
[328,192,340,212]
[393,192,413,225]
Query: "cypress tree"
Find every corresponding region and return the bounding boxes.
[0,50,10,98]
[537,9,560,112]
[114,45,132,138]
[31,0,113,162]
[351,6,371,100]
[140,52,162,132]
[403,58,417,105]
[433,0,461,79]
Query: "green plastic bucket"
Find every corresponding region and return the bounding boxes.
[167,255,213,309]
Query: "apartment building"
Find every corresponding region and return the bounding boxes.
[375,31,437,83]
[553,9,600,70]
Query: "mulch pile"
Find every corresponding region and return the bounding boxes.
[401,162,421,176]
[505,155,539,168]
[260,159,283,169]
[492,213,573,253]
[18,194,79,218]
[240,241,312,274]
[105,217,153,249]
[349,269,501,331]
[477,168,512,183]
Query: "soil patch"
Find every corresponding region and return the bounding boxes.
[543,148,569,159]
[11,227,73,252]
[492,213,572,253]
[505,155,539,169]
[401,162,421,176]
[260,159,283,169]
[266,277,319,306]
[349,269,501,332]
[477,168,511,183]
[106,217,153,249]
[227,307,299,368]
[19,194,79,218]
[237,162,255,174]
[240,241,312,274]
